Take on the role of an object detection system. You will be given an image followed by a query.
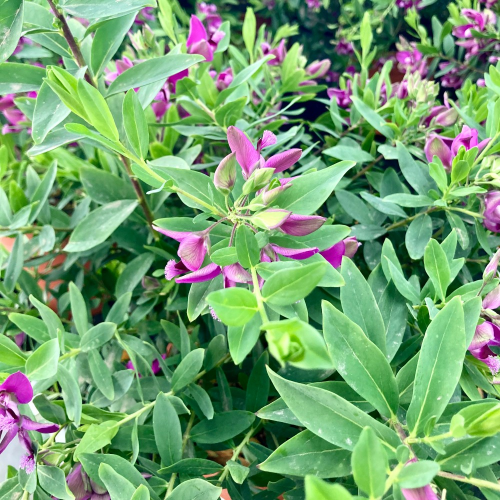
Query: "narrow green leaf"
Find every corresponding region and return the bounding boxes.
[69,282,89,336]
[26,338,59,380]
[235,224,260,268]
[153,393,182,467]
[123,89,149,159]
[171,348,204,392]
[424,239,451,301]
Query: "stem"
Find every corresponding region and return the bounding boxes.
[351,154,384,181]
[46,0,95,86]
[406,431,453,444]
[386,207,437,231]
[218,426,255,486]
[120,155,159,240]
[251,267,268,323]
[59,348,81,361]
[438,471,500,492]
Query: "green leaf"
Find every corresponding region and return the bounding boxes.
[88,350,115,400]
[406,214,433,260]
[8,314,50,344]
[190,411,255,444]
[351,96,393,138]
[75,422,119,461]
[69,282,89,336]
[228,314,261,365]
[245,351,269,412]
[242,7,256,59]
[29,160,57,223]
[131,485,150,500]
[407,297,465,436]
[361,192,407,218]
[158,458,222,476]
[37,466,74,500]
[98,463,135,500]
[340,258,386,354]
[3,234,23,293]
[80,165,135,204]
[90,14,135,77]
[267,368,400,451]
[0,62,45,93]
[153,393,182,467]
[322,301,399,418]
[167,479,221,500]
[262,262,328,306]
[275,161,355,214]
[305,476,353,500]
[26,338,59,380]
[323,145,374,163]
[0,334,26,366]
[396,141,436,196]
[352,427,387,498]
[207,288,258,326]
[424,239,451,301]
[62,0,154,18]
[108,54,204,96]
[77,79,119,141]
[188,384,214,420]
[259,430,351,478]
[123,89,149,159]
[235,225,260,268]
[210,247,238,267]
[65,123,127,156]
[171,348,204,392]
[80,322,116,352]
[397,460,440,489]
[116,253,155,297]
[0,0,24,63]
[57,364,82,426]
[386,259,420,304]
[226,460,249,484]
[187,275,223,322]
[64,200,138,252]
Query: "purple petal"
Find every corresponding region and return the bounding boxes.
[67,464,92,500]
[175,263,222,283]
[0,372,33,404]
[279,214,326,236]
[0,426,17,454]
[188,40,214,62]
[227,126,261,179]
[257,130,277,151]
[21,416,59,433]
[264,149,302,173]
[320,241,346,268]
[483,286,500,309]
[152,226,191,243]
[187,15,208,46]
[470,322,495,351]
[271,245,319,260]
[178,233,208,271]
[470,345,500,374]
[424,135,452,169]
[401,484,439,500]
[223,263,252,284]
[19,454,35,475]
[165,260,189,280]
[344,236,361,258]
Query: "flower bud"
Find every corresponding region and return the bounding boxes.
[250,208,291,230]
[242,167,274,195]
[214,152,236,195]
[306,59,331,78]
[434,107,458,127]
[424,135,452,170]
[484,248,500,282]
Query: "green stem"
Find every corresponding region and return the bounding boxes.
[406,431,453,444]
[473,132,500,168]
[59,348,81,361]
[251,267,268,323]
[217,426,255,486]
[438,471,500,492]
[447,206,484,219]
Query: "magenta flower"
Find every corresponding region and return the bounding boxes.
[261,40,287,66]
[279,214,326,236]
[223,263,252,288]
[0,94,29,134]
[327,80,353,108]
[483,192,500,232]
[135,6,156,24]
[320,236,360,268]
[469,322,500,375]
[227,126,302,179]
[126,354,167,377]
[401,459,439,499]
[483,285,500,309]
[453,8,496,38]
[151,69,188,120]
[0,372,59,474]
[438,63,463,89]
[266,244,319,261]
[484,249,500,279]
[425,126,489,170]
[396,43,427,76]
[396,0,422,10]
[306,59,331,78]
[336,38,354,56]
[198,2,222,34]
[423,94,458,127]
[210,68,233,90]
[174,263,222,283]
[67,463,110,500]
[306,0,321,8]
[187,15,224,62]
[105,57,134,83]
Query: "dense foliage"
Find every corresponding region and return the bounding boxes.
[2,0,500,499]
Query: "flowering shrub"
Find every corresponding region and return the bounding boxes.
[3,0,500,499]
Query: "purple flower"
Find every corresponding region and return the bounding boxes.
[105,57,134,83]
[327,80,352,108]
[336,38,354,56]
[320,236,360,268]
[423,95,458,127]
[306,0,321,8]
[198,2,222,34]
[268,244,319,260]
[187,15,225,62]
[401,459,439,499]
[453,8,496,38]
[438,63,463,89]
[0,372,59,474]
[425,125,489,170]
[469,322,500,375]
[396,0,422,10]
[483,285,500,309]
[0,94,29,134]
[306,59,331,78]
[261,40,287,66]
[174,263,222,283]
[227,126,302,179]
[210,68,233,90]
[223,263,252,288]
[279,214,326,236]
[126,354,167,377]
[67,463,110,500]
[214,152,237,194]
[151,69,189,120]
[135,7,156,24]
[484,249,500,279]
[484,192,500,232]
